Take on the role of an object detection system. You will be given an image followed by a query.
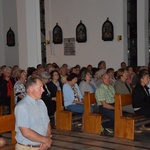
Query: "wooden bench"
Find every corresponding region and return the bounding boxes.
[0,114,16,145]
[56,90,72,130]
[83,92,102,134]
[0,89,16,148]
[0,89,15,116]
[114,93,150,140]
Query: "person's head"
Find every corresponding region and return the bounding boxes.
[52,63,59,71]
[101,73,110,86]
[91,67,99,79]
[120,62,127,69]
[70,67,77,74]
[16,69,27,80]
[12,65,19,72]
[75,65,81,75]
[126,66,134,75]
[50,70,60,81]
[87,64,93,71]
[106,68,115,78]
[25,77,44,100]
[36,64,43,69]
[80,69,92,82]
[0,137,6,147]
[27,67,37,78]
[3,67,12,78]
[117,68,128,81]
[40,71,50,84]
[37,67,45,76]
[96,69,106,79]
[138,69,149,86]
[12,68,20,78]
[0,65,6,73]
[60,66,67,76]
[67,73,78,86]
[62,63,68,69]
[135,66,141,75]
[45,63,52,72]
[98,61,106,70]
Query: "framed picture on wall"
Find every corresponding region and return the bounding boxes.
[7,27,15,46]
[102,18,114,41]
[76,20,87,43]
[53,23,63,44]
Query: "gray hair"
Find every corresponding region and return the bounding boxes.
[39,71,50,79]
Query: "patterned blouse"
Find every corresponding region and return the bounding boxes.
[14,80,26,104]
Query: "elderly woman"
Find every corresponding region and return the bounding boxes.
[14,69,27,104]
[40,71,51,117]
[79,69,99,113]
[0,67,15,114]
[79,68,97,96]
[114,68,133,113]
[114,68,131,94]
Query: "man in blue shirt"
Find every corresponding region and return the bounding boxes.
[15,77,52,150]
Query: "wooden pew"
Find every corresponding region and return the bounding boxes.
[56,90,72,130]
[83,92,102,134]
[0,114,16,145]
[10,89,15,114]
[114,93,150,140]
[0,105,2,116]
[0,89,15,116]
[0,89,16,148]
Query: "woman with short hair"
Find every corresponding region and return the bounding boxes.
[79,68,97,96]
[40,71,52,117]
[63,73,84,113]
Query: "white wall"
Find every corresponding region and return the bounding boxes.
[0,0,5,65]
[46,0,127,70]
[16,0,41,69]
[2,0,18,66]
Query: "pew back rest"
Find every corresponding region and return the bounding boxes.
[83,92,101,134]
[84,92,96,114]
[56,90,72,130]
[0,114,16,144]
[115,93,132,117]
[56,90,64,111]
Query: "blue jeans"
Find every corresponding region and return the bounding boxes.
[66,104,93,114]
[66,104,84,114]
[99,105,114,129]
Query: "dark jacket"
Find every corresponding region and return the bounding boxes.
[132,83,150,109]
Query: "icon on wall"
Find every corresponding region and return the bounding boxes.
[7,27,15,46]
[76,20,87,43]
[53,23,63,44]
[102,18,114,41]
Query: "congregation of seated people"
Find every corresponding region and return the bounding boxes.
[1,60,150,139]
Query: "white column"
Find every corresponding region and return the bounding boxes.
[45,0,51,63]
[45,0,55,63]
[0,0,5,65]
[137,0,149,66]
[122,0,128,64]
[16,0,41,69]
